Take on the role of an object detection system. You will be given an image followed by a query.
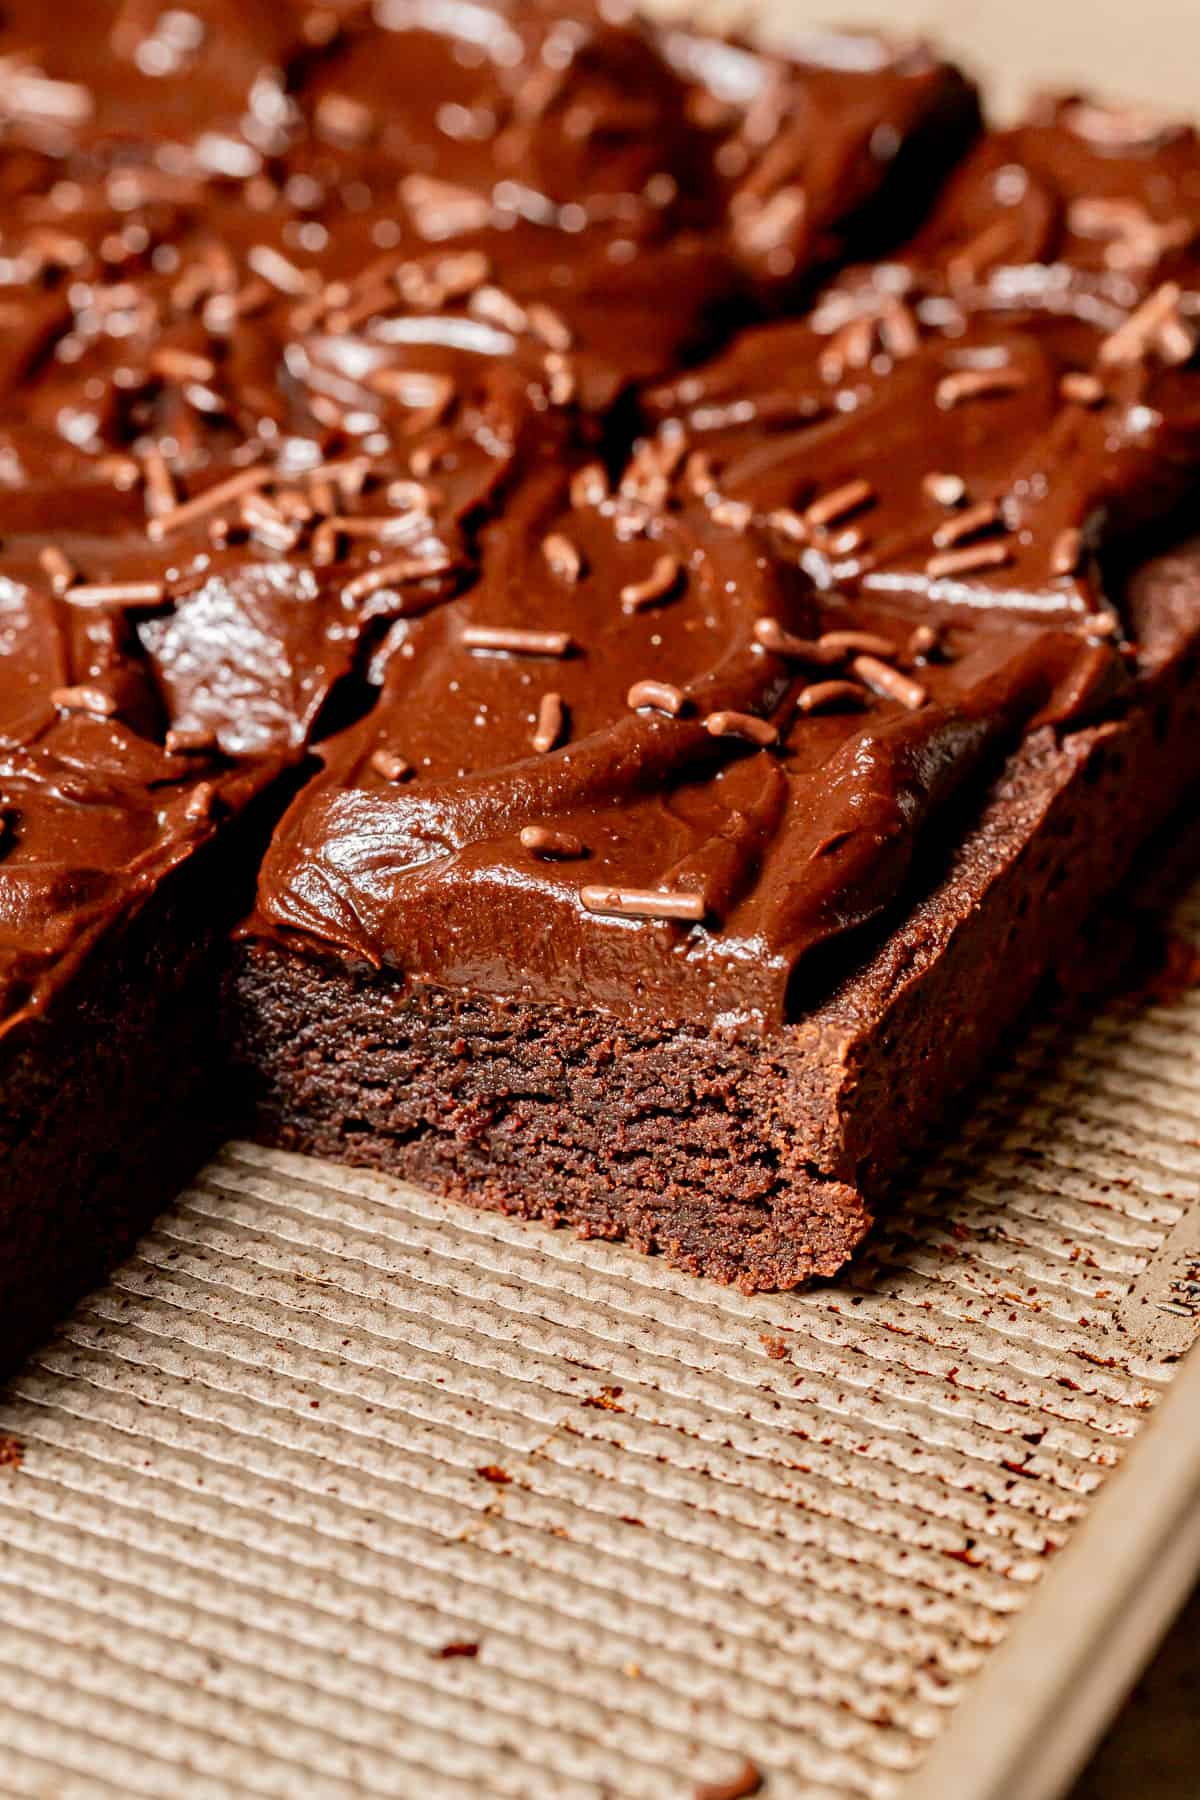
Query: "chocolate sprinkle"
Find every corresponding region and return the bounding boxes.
[947,215,1023,290]
[817,630,898,659]
[65,581,166,609]
[925,539,1013,579]
[1068,196,1192,272]
[166,728,218,756]
[542,533,584,583]
[248,244,317,296]
[49,685,116,717]
[753,618,823,660]
[470,284,529,334]
[151,347,218,384]
[829,525,868,557]
[923,471,968,508]
[685,451,719,496]
[545,356,575,409]
[931,499,1004,549]
[795,679,868,714]
[580,885,705,923]
[1060,371,1106,407]
[519,825,585,859]
[462,624,573,657]
[569,464,609,508]
[764,507,807,543]
[804,477,874,530]
[819,313,874,382]
[184,781,217,824]
[386,479,438,514]
[526,302,572,351]
[95,453,142,492]
[370,748,412,783]
[627,679,685,715]
[37,545,76,595]
[880,297,922,358]
[531,691,566,754]
[704,710,778,746]
[1051,526,1085,576]
[1063,99,1176,152]
[310,521,340,567]
[936,366,1026,408]
[709,497,754,532]
[1099,281,1195,367]
[851,655,927,709]
[324,515,427,544]
[147,467,272,540]
[243,494,301,554]
[140,446,177,520]
[619,553,681,612]
[343,554,453,602]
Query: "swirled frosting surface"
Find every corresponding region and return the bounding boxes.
[249,97,1200,1026]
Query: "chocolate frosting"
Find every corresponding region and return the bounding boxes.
[0,0,977,1033]
[0,566,275,1020]
[4,11,1200,1045]
[248,99,1200,1029]
[0,3,978,1044]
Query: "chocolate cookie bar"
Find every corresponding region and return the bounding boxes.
[233,97,1200,1288]
[0,1,976,1356]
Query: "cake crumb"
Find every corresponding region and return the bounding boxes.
[581,1385,625,1411]
[693,1756,764,1800]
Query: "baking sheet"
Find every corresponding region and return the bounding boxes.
[0,871,1197,1799]
[4,4,1200,1794]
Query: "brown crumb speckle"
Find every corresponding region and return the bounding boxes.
[0,1435,23,1470]
[434,1641,479,1659]
[759,1335,790,1360]
[693,1757,764,1800]
[581,1385,625,1411]
[475,1464,512,1484]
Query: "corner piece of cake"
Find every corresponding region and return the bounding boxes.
[233,95,1200,1289]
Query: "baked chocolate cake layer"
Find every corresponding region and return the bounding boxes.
[235,98,1200,1286]
[231,537,1200,1289]
[0,2,980,1359]
[0,788,284,1371]
[0,498,303,1360]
